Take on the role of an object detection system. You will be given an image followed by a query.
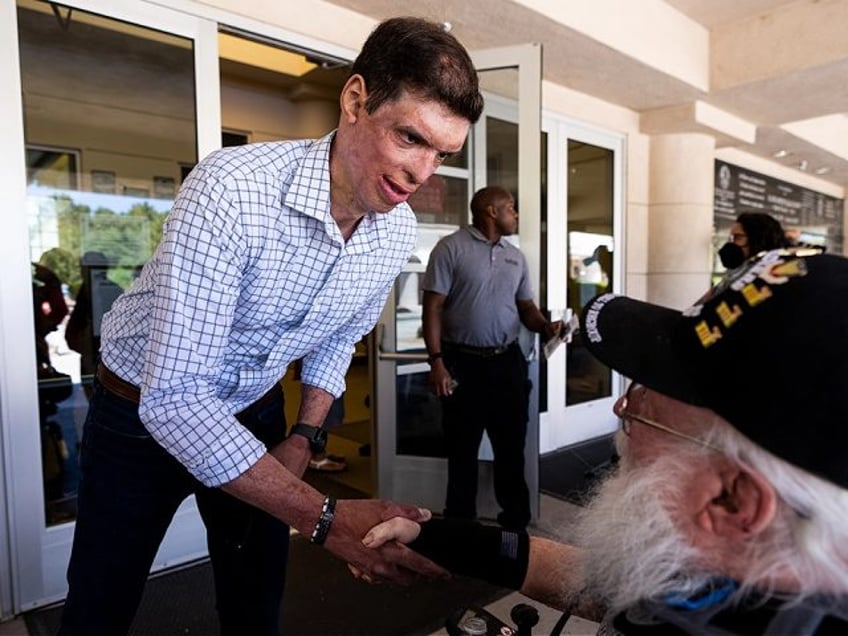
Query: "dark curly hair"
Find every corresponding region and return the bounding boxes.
[351,17,484,124]
[736,212,788,256]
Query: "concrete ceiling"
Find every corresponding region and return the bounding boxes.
[325,0,848,192]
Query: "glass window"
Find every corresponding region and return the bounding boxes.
[18,1,197,525]
[395,152,470,455]
[565,141,614,406]
[395,171,469,456]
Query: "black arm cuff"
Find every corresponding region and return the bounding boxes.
[410,518,529,590]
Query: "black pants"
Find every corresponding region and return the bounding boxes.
[441,343,531,530]
[59,380,289,636]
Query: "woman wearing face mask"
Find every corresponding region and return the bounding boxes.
[718,212,788,270]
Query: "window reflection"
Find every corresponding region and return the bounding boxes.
[566,141,614,406]
[486,117,519,199]
[18,1,196,525]
[395,174,469,354]
[395,169,468,456]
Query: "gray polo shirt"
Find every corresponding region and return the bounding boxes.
[422,226,534,348]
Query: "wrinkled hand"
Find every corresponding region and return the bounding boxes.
[324,499,449,585]
[364,516,422,547]
[428,362,455,397]
[348,516,425,583]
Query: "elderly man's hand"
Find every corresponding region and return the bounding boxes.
[324,500,449,585]
[362,516,422,547]
[348,515,427,583]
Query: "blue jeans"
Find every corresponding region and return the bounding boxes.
[59,379,290,636]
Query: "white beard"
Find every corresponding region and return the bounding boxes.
[572,452,713,611]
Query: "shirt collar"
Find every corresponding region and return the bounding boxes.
[283,130,399,253]
[284,130,334,222]
[465,225,505,247]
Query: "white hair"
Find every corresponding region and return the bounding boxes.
[705,421,848,601]
[572,421,848,612]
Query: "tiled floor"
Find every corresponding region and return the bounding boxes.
[540,435,616,506]
[0,617,27,634]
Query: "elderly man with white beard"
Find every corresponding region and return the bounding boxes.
[361,247,848,635]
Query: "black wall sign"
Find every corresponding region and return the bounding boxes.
[714,160,844,254]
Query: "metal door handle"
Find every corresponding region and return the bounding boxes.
[376,322,429,361]
[379,351,429,361]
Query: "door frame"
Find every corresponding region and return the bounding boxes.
[372,43,543,519]
[540,117,626,453]
[0,0,221,611]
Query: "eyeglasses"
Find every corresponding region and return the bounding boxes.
[614,383,721,452]
[729,232,748,243]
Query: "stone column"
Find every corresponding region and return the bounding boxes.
[647,133,715,309]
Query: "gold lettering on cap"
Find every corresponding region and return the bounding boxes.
[715,301,743,328]
[741,283,772,307]
[695,320,723,348]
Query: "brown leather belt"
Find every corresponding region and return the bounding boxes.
[96,363,142,403]
[96,363,279,409]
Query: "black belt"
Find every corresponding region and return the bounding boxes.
[443,341,517,358]
[96,363,278,409]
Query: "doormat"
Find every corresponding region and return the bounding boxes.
[540,434,616,506]
[25,535,508,636]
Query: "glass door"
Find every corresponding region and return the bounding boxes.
[373,44,542,520]
[543,121,624,450]
[2,0,219,610]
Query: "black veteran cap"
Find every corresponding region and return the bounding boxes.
[580,248,848,489]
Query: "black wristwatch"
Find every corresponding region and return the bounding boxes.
[288,423,328,453]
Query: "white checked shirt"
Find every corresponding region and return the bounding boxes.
[100,131,416,486]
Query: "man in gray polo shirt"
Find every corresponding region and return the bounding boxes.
[422,186,560,529]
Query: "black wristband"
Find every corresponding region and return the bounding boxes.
[310,496,336,545]
[427,352,443,364]
[410,518,529,590]
[289,422,328,453]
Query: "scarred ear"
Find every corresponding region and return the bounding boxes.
[339,74,367,123]
[705,467,778,540]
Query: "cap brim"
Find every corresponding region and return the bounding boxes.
[580,294,705,407]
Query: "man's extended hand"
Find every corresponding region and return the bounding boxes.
[323,500,449,585]
[363,516,421,546]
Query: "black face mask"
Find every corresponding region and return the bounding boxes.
[718,242,746,269]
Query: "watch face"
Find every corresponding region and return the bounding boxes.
[310,429,327,453]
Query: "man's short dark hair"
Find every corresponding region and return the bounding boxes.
[470,186,511,219]
[351,17,484,124]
